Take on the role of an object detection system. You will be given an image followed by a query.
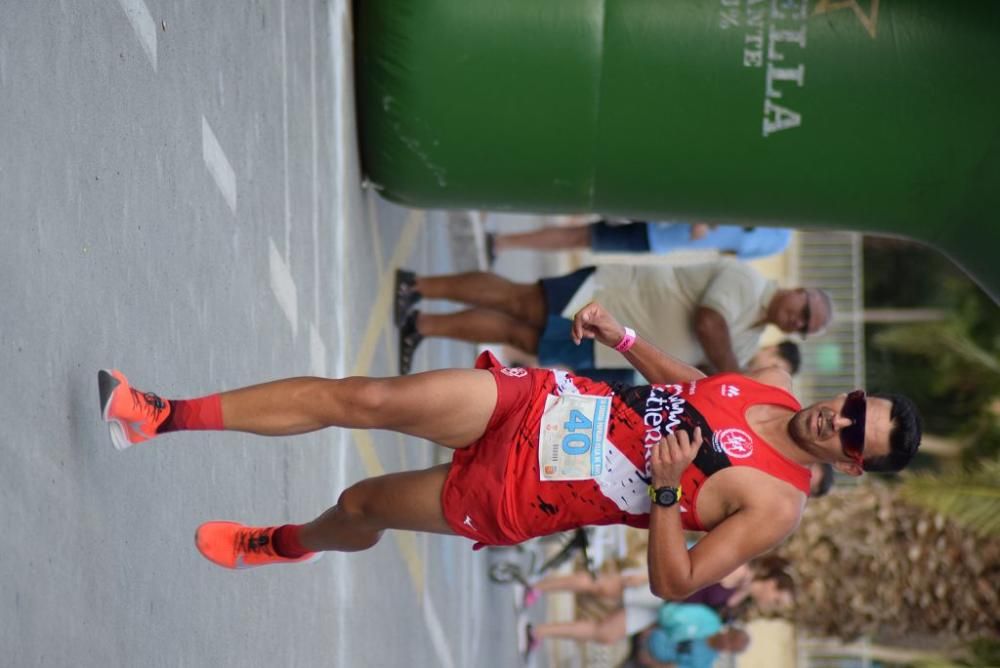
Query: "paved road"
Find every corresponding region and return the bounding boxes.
[0,3,563,666]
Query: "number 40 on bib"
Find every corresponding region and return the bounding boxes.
[538,394,611,481]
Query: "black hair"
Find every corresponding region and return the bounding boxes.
[775,340,802,375]
[863,393,922,473]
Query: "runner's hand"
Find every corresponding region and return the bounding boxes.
[571,301,624,348]
[650,427,702,488]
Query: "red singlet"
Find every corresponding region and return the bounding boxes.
[440,352,811,547]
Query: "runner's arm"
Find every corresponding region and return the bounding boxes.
[648,498,800,600]
[645,429,801,598]
[621,336,706,385]
[571,301,705,384]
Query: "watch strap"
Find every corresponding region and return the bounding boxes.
[648,484,683,506]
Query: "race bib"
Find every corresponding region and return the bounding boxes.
[538,393,611,481]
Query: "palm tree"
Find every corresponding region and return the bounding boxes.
[900,458,1000,538]
[772,476,1000,645]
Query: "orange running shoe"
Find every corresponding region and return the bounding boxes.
[195,521,322,570]
[98,369,171,450]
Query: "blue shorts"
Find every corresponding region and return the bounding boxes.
[578,368,639,385]
[536,316,595,369]
[537,266,597,369]
[590,221,651,253]
[539,266,596,316]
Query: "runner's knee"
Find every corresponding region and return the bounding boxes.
[336,483,385,545]
[337,482,379,525]
[344,378,394,426]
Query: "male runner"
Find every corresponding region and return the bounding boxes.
[98,302,919,600]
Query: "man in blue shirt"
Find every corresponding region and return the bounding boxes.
[489,219,791,261]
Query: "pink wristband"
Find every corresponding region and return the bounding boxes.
[614,326,637,353]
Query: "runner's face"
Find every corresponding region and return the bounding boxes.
[790,394,893,471]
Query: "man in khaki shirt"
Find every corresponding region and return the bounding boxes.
[393,259,832,375]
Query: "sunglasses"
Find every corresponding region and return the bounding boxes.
[839,390,867,465]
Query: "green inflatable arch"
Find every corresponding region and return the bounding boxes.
[354,0,1000,303]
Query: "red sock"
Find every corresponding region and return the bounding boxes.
[272,524,311,558]
[158,395,223,433]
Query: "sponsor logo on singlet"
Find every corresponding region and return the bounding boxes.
[594,387,713,517]
[721,384,740,398]
[712,428,754,459]
[642,384,688,474]
[500,367,527,378]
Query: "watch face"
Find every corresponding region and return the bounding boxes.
[656,488,678,506]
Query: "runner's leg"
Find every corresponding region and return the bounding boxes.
[194,464,457,566]
[105,370,499,565]
[105,367,501,449]
[297,464,454,552]
[218,368,498,448]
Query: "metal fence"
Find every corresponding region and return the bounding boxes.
[790,230,865,408]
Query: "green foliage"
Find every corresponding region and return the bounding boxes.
[869,322,1000,454]
[900,459,1000,537]
[913,636,1000,667]
[965,637,1000,667]
[960,418,1000,469]
[867,322,1000,451]
[863,236,1000,460]
[863,238,963,308]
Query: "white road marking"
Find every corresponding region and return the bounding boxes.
[201,117,237,214]
[309,0,321,324]
[281,0,291,261]
[423,590,457,668]
[322,5,452,666]
[117,0,157,71]
[324,10,351,663]
[330,549,352,668]
[329,0,349,383]
[268,237,298,335]
[309,323,327,376]
[467,554,482,665]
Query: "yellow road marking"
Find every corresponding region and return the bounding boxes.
[347,208,426,594]
[350,211,424,377]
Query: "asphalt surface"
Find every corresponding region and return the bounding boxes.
[0,3,562,666]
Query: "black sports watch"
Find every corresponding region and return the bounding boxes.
[648,484,682,508]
